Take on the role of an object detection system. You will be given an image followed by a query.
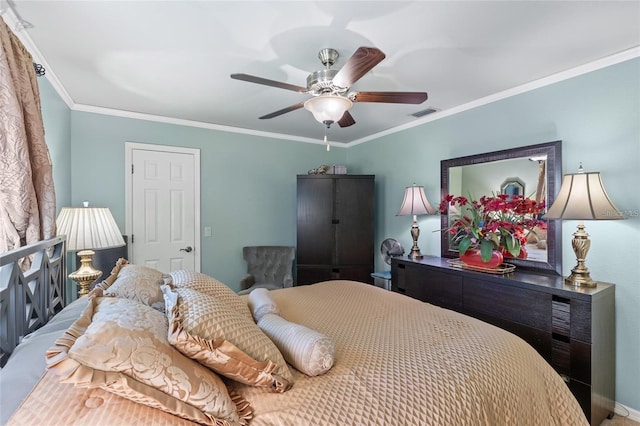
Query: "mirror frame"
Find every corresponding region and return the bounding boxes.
[440,140,562,275]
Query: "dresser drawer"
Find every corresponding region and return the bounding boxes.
[404,265,462,310]
[567,378,592,422]
[463,278,552,331]
[472,311,552,361]
[570,299,592,343]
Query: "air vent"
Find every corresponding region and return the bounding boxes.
[411,107,438,118]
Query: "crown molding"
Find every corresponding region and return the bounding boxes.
[349,46,640,147]
[73,104,329,146]
[5,7,638,148]
[71,45,640,149]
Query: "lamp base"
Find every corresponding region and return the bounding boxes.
[69,249,102,297]
[564,272,597,288]
[408,219,423,260]
[565,222,597,288]
[408,248,423,260]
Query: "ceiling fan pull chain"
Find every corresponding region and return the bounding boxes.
[324,124,330,151]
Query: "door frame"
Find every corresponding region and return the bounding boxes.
[124,142,201,272]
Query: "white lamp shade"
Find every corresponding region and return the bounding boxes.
[56,206,126,251]
[545,172,625,220]
[397,185,436,216]
[304,94,352,124]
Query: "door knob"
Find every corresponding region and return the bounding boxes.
[180,246,193,253]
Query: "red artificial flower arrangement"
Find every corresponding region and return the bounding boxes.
[439,193,547,263]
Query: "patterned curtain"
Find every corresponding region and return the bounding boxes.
[0,17,56,254]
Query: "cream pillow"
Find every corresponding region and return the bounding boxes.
[170,270,252,320]
[46,297,250,425]
[94,259,165,312]
[257,313,335,377]
[247,288,279,322]
[163,286,292,392]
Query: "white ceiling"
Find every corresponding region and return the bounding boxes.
[4,1,640,145]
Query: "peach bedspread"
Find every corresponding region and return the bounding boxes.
[8,280,587,426]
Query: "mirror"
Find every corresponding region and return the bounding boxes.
[440,141,562,275]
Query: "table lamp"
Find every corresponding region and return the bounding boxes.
[56,202,125,296]
[397,183,436,259]
[544,165,626,287]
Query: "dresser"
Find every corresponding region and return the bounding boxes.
[296,175,374,285]
[391,256,614,426]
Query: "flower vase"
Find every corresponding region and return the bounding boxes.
[459,248,504,269]
[501,246,528,259]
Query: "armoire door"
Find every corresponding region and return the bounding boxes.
[334,177,374,266]
[296,177,334,266]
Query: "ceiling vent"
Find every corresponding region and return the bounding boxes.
[411,107,438,118]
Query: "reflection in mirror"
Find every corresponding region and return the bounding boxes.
[440,141,562,275]
[500,177,526,198]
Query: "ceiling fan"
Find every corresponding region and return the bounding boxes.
[230,47,428,129]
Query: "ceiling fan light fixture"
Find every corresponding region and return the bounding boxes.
[304,94,352,125]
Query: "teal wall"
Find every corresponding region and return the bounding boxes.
[40,58,639,412]
[39,79,74,297]
[68,111,346,288]
[348,58,640,412]
[39,79,71,210]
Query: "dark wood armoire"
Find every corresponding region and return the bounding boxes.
[296,174,374,285]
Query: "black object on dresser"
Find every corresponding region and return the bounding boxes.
[296,174,374,285]
[79,235,128,285]
[391,256,614,426]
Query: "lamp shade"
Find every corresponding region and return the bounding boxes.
[397,185,436,216]
[545,171,625,220]
[304,94,352,124]
[56,206,125,251]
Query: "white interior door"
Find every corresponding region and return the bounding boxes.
[125,143,200,273]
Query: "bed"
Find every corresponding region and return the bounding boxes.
[1,255,588,426]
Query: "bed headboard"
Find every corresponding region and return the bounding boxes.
[0,236,66,366]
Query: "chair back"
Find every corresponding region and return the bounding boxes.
[242,246,295,288]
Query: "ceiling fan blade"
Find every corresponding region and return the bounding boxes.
[331,47,386,88]
[230,73,308,93]
[258,102,305,119]
[337,111,356,128]
[352,91,428,104]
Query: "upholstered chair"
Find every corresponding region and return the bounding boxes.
[238,246,296,295]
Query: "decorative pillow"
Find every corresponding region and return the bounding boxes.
[46,297,250,426]
[170,270,252,320]
[163,286,292,392]
[248,288,280,322]
[94,259,165,312]
[93,257,128,290]
[257,313,335,377]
